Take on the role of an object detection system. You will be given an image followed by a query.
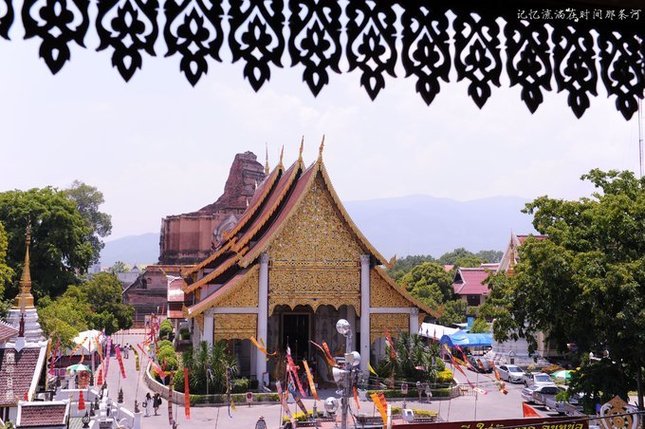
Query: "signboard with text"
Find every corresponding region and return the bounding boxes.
[394,416,589,429]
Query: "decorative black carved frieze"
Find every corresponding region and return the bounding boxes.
[599,30,643,120]
[164,0,224,86]
[400,5,450,106]
[0,0,13,40]
[505,19,552,114]
[22,0,90,73]
[346,1,397,100]
[96,0,159,82]
[2,0,643,119]
[229,0,284,91]
[288,0,341,96]
[553,25,598,119]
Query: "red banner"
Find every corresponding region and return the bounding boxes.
[184,368,191,420]
[302,360,318,400]
[78,391,85,411]
[115,344,126,379]
[168,375,174,425]
[393,416,588,429]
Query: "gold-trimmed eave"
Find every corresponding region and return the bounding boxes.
[239,156,390,269]
[185,265,258,317]
[182,247,248,294]
[231,159,304,254]
[373,266,439,319]
[182,166,283,277]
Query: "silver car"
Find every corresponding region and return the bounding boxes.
[521,385,539,403]
[497,364,525,383]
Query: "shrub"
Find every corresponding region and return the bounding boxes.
[232,378,249,393]
[159,319,174,340]
[436,369,454,383]
[157,339,174,353]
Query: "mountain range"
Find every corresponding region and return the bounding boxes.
[100,195,536,267]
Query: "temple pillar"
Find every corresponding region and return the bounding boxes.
[256,252,269,385]
[346,305,357,352]
[410,308,419,336]
[204,313,214,346]
[359,254,370,371]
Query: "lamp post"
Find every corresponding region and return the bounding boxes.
[336,319,360,429]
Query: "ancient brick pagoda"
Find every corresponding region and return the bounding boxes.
[159,151,267,265]
[182,141,436,383]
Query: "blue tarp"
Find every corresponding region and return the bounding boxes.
[439,330,493,348]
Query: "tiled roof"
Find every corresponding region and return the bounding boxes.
[0,347,42,406]
[17,402,69,427]
[516,234,548,245]
[167,278,186,303]
[0,321,19,343]
[452,268,491,296]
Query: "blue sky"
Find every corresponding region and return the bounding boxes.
[0,27,640,240]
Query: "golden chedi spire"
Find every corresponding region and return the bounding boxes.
[264,143,270,175]
[278,145,284,168]
[14,225,35,310]
[298,136,304,163]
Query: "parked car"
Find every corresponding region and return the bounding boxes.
[467,355,493,373]
[521,385,539,403]
[524,372,556,387]
[497,365,525,383]
[532,385,563,406]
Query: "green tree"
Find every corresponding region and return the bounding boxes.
[485,169,645,408]
[399,262,453,309]
[475,250,503,263]
[64,181,112,265]
[38,293,91,347]
[109,261,129,274]
[80,272,134,335]
[437,299,467,326]
[0,188,94,299]
[0,223,14,297]
[438,248,483,267]
[470,317,489,333]
[388,255,435,280]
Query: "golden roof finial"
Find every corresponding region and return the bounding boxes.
[279,145,284,167]
[298,136,304,162]
[318,135,325,161]
[264,143,270,175]
[14,224,35,310]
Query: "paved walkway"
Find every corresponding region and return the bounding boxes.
[104,330,545,429]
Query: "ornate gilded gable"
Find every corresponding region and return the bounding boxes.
[217,265,259,308]
[270,174,363,263]
[370,269,412,308]
[370,313,409,339]
[214,314,257,341]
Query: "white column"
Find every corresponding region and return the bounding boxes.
[359,254,370,371]
[410,308,419,336]
[203,313,214,346]
[346,305,356,352]
[256,252,269,385]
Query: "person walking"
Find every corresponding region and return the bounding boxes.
[144,393,151,417]
[153,393,161,416]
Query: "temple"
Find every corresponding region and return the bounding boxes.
[159,151,267,265]
[182,141,435,383]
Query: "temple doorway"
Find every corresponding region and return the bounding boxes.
[281,313,310,362]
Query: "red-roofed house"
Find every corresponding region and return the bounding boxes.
[15,401,69,429]
[0,346,48,422]
[452,267,494,307]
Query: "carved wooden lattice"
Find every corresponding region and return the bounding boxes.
[3,1,641,119]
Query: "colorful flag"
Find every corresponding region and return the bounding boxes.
[104,337,111,379]
[94,336,103,361]
[168,374,174,425]
[115,344,126,379]
[184,368,191,420]
[133,347,140,372]
[249,336,276,356]
[368,362,379,376]
[370,392,388,424]
[285,348,307,398]
[353,386,361,409]
[310,340,336,367]
[96,368,103,387]
[523,402,541,417]
[78,391,86,411]
[302,360,319,400]
[384,330,397,361]
[276,381,294,425]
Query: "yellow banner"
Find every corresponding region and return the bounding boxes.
[302,360,319,400]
